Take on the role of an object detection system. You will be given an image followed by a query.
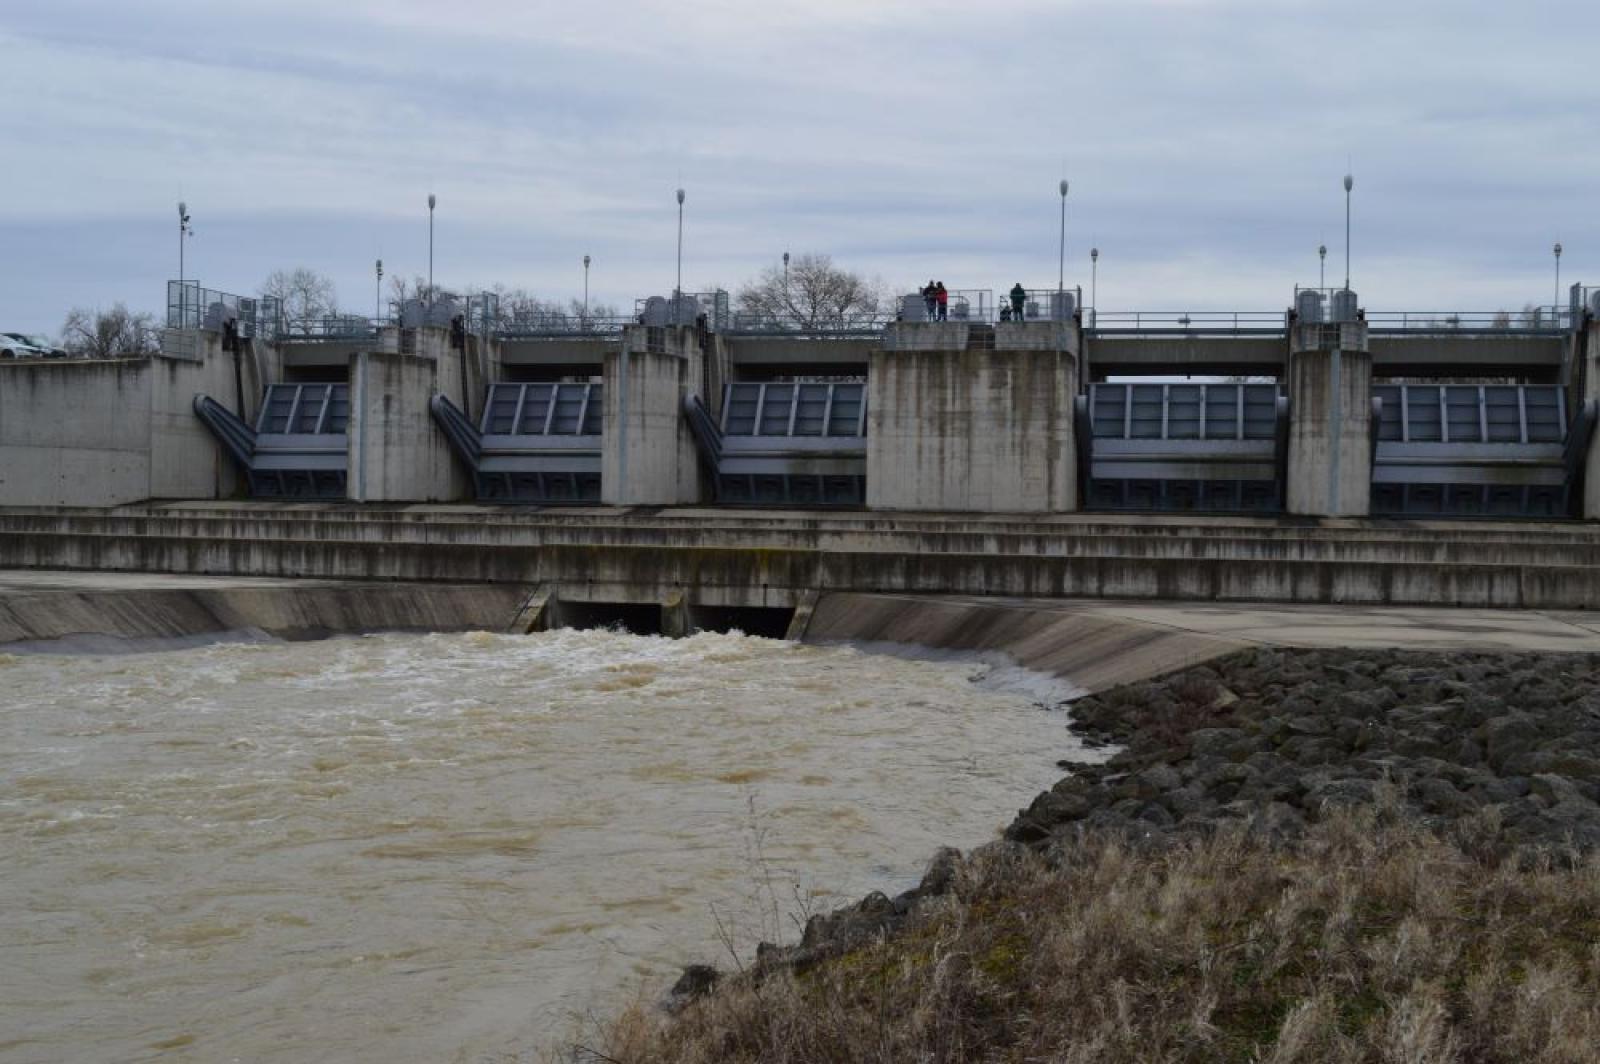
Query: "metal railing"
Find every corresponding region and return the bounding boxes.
[278,316,384,341]
[898,288,994,323]
[726,311,893,337]
[167,280,281,340]
[1573,284,1600,321]
[1365,309,1573,334]
[496,313,633,339]
[1089,311,1288,334]
[993,287,1081,322]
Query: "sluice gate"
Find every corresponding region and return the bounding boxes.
[432,382,603,503]
[194,383,350,498]
[1078,382,1288,512]
[686,382,867,505]
[1370,384,1597,517]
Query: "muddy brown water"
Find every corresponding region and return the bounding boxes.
[0,629,1097,1062]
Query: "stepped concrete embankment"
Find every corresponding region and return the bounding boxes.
[0,571,530,649]
[3,504,1600,609]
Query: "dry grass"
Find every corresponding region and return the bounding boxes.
[579,807,1600,1063]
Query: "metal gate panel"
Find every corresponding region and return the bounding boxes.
[704,383,867,506]
[1085,383,1286,513]
[1371,384,1575,517]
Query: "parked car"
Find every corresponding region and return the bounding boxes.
[1,333,66,357]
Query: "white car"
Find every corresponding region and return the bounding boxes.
[1,333,65,358]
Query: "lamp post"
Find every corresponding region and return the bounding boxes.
[1554,242,1563,315]
[1090,246,1099,329]
[1057,179,1069,297]
[1319,244,1327,290]
[177,201,192,327]
[427,193,436,306]
[1343,173,1353,291]
[375,259,383,321]
[675,187,686,299]
[583,254,591,326]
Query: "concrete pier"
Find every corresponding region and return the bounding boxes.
[602,325,706,506]
[1286,319,1373,517]
[868,321,1078,512]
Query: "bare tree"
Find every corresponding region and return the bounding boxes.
[261,268,339,327]
[59,304,160,359]
[736,254,886,329]
[388,273,440,309]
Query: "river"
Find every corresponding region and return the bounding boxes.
[0,628,1097,1062]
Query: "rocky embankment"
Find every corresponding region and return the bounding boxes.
[734,647,1600,983]
[619,648,1600,1063]
[1009,646,1600,854]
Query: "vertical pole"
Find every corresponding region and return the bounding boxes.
[584,254,591,326]
[1343,174,1353,291]
[427,193,437,308]
[1090,248,1099,329]
[1554,243,1563,317]
[1057,179,1068,297]
[676,188,686,299]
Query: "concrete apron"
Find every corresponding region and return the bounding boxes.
[6,574,1600,702]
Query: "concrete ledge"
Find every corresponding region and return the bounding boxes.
[802,592,1600,693]
[0,578,530,646]
[804,592,1247,693]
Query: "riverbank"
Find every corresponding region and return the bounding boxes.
[590,647,1600,1062]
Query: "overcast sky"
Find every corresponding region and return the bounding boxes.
[1,0,1595,334]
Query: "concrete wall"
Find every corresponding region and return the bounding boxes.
[868,324,1078,512]
[0,358,155,505]
[8,505,1600,609]
[0,333,281,506]
[150,332,279,499]
[602,326,703,505]
[1286,347,1373,517]
[348,346,470,502]
[0,579,531,647]
[1583,320,1600,520]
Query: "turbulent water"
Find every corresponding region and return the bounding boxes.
[0,629,1097,1063]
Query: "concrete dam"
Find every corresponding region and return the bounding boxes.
[5,281,1600,621]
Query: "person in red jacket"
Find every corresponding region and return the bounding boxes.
[935,281,949,321]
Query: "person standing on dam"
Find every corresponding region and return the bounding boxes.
[935,282,949,321]
[922,280,938,320]
[1010,282,1027,321]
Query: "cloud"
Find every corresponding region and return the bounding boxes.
[0,0,1595,334]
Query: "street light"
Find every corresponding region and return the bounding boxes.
[583,254,591,325]
[1342,173,1354,291]
[375,258,384,321]
[675,187,686,299]
[1090,246,1099,328]
[177,201,193,327]
[1554,242,1563,313]
[1319,244,1327,290]
[1057,179,1069,297]
[427,193,437,306]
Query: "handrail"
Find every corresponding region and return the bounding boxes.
[682,393,725,467]
[429,393,483,466]
[193,395,257,470]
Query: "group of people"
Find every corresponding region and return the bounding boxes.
[914,281,1035,322]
